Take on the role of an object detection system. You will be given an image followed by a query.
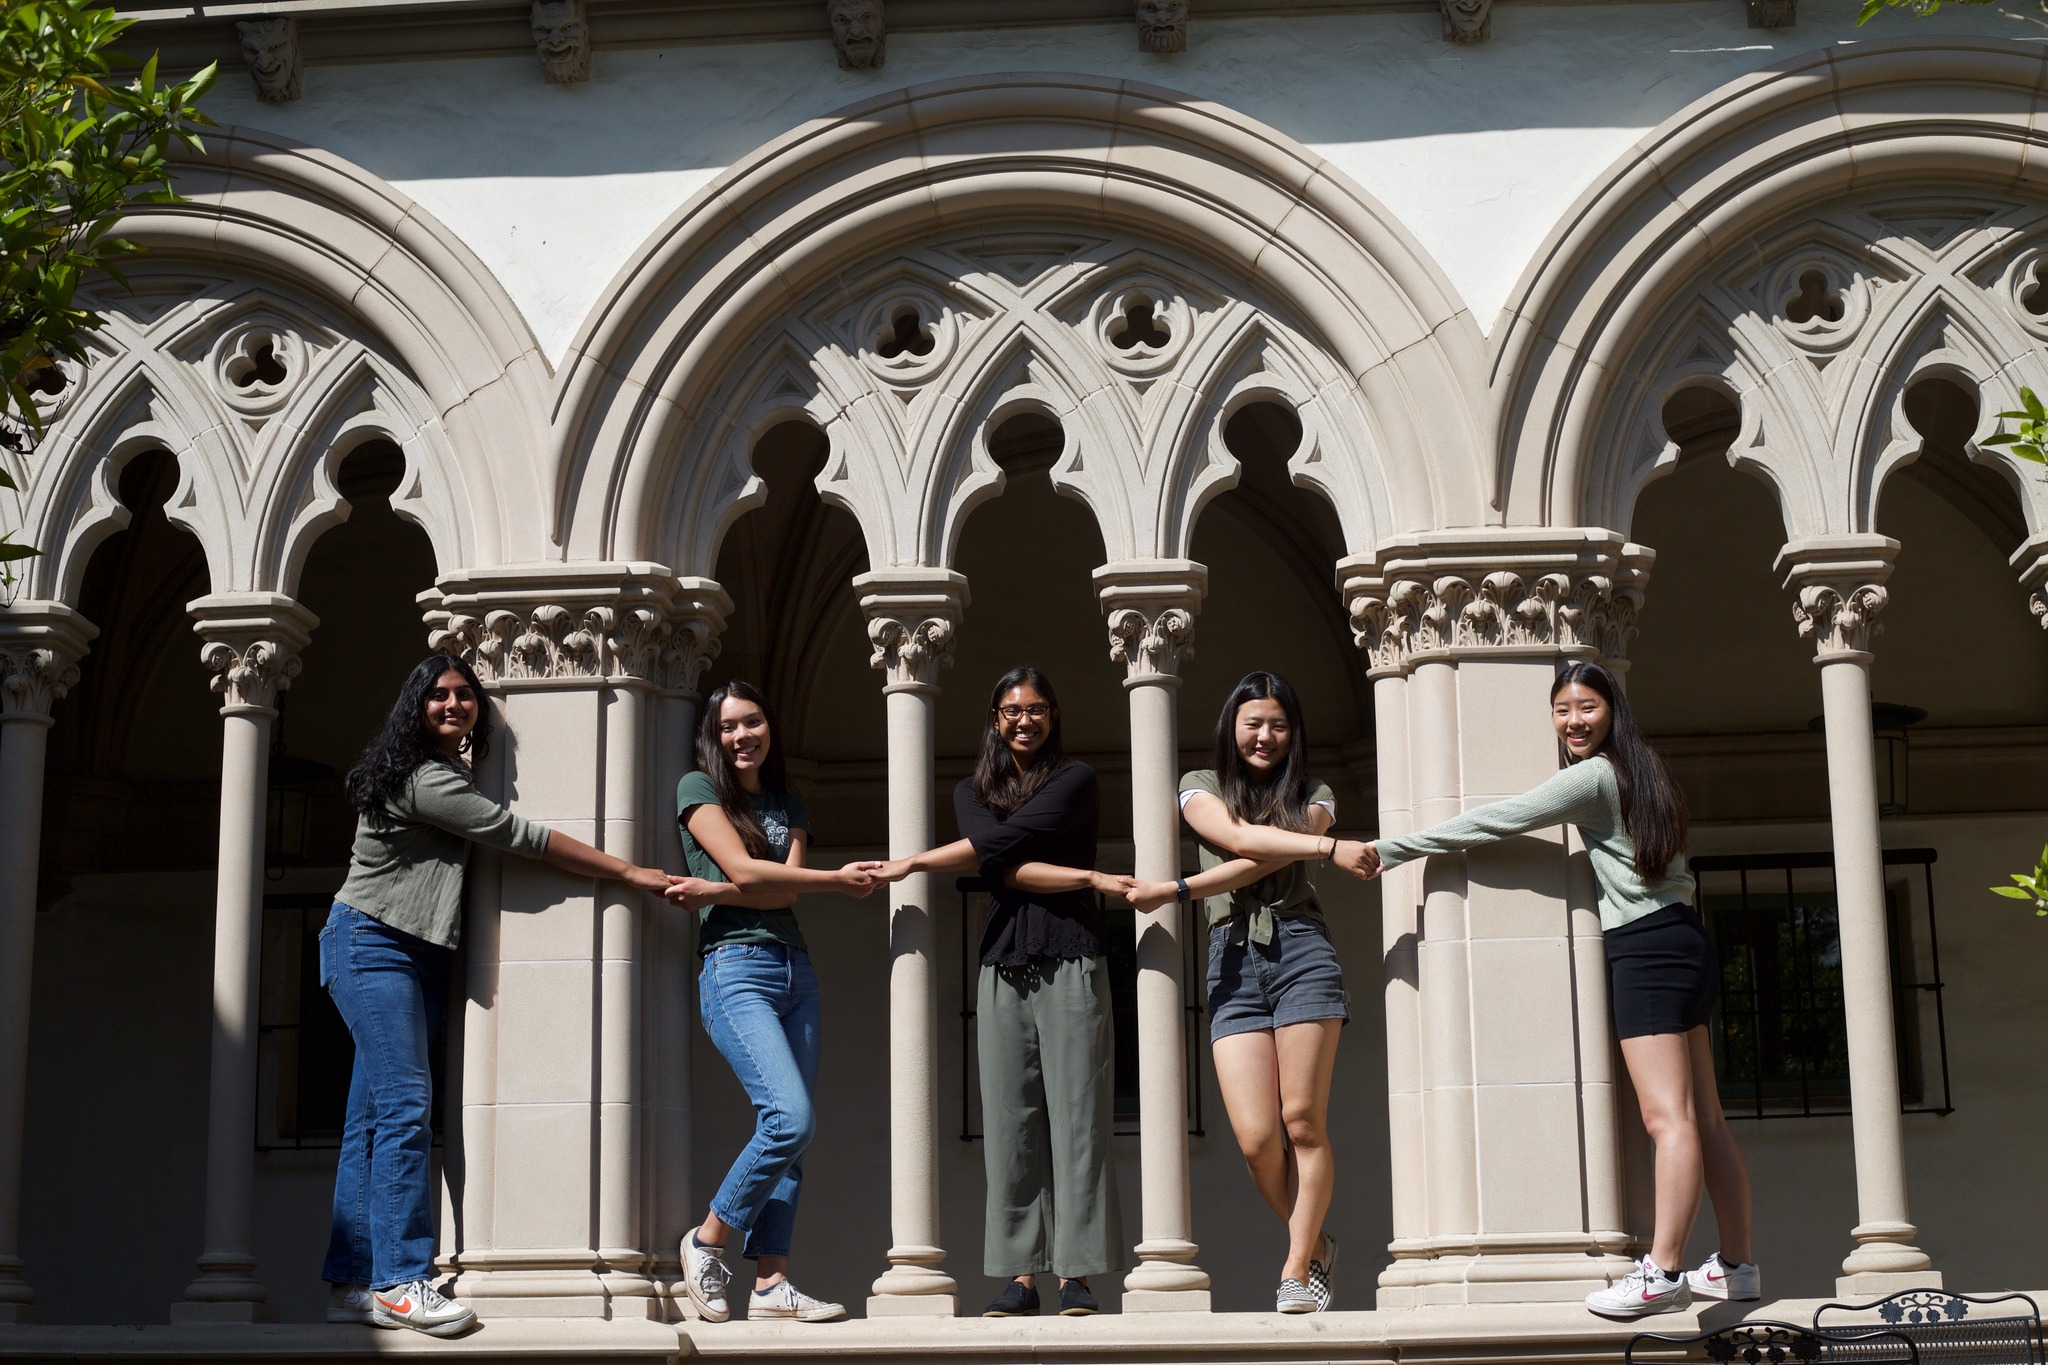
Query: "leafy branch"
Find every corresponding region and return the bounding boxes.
[1992,844,2048,916]
[1981,386,2048,470]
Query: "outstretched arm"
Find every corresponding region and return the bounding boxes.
[1371,761,1607,870]
[1180,793,1377,878]
[1004,863,1136,898]
[682,804,881,897]
[540,828,684,896]
[872,837,980,885]
[1127,855,1293,914]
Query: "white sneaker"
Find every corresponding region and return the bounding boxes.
[683,1231,732,1323]
[1584,1257,1691,1320]
[750,1279,846,1322]
[1686,1251,1761,1302]
[326,1282,380,1326]
[370,1280,477,1337]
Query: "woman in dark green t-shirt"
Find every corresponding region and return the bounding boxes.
[1129,671,1376,1314]
[671,680,884,1325]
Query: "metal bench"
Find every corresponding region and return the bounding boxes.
[1814,1292,2043,1365]
[1627,1321,1921,1365]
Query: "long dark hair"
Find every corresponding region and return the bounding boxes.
[1552,660,1687,880]
[1210,670,1315,832]
[971,665,1067,818]
[695,680,789,859]
[345,653,493,814]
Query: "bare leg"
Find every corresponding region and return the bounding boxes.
[1618,1030,1704,1274]
[1213,1030,1290,1223]
[1273,1019,1343,1283]
[1687,1026,1754,1265]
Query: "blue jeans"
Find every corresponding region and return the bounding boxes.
[320,903,449,1290]
[699,943,822,1260]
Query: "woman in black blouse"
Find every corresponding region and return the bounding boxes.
[878,665,1132,1317]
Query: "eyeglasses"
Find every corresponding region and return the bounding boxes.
[995,704,1052,721]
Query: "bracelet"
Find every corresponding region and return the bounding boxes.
[1175,877,1191,904]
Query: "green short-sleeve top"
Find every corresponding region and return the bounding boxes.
[1177,769,1338,946]
[676,769,811,957]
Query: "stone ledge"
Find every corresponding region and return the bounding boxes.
[0,1318,682,1363]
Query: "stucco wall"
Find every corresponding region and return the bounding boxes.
[191,1,2031,367]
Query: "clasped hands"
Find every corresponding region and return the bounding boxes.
[660,859,903,911]
[1123,838,1383,916]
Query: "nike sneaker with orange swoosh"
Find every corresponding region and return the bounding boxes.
[1685,1251,1761,1302]
[1584,1257,1691,1319]
[371,1280,478,1337]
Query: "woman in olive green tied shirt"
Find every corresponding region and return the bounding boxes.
[1128,671,1378,1314]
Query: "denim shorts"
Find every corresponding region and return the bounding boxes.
[1206,915,1350,1040]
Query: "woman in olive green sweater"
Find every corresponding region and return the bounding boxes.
[323,653,681,1338]
[1364,661,1757,1320]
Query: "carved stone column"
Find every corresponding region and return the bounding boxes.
[1339,532,1646,1308]
[644,582,727,1320]
[2014,533,2047,633]
[1096,559,1209,1312]
[0,604,95,1324]
[174,594,318,1323]
[425,566,688,1320]
[1778,537,1940,1295]
[857,568,965,1317]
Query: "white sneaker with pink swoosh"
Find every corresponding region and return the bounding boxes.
[1686,1251,1762,1302]
[1584,1257,1691,1319]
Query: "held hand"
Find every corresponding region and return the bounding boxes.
[1091,871,1138,898]
[1331,838,1382,881]
[838,860,886,898]
[1126,879,1179,914]
[869,858,911,885]
[663,876,724,912]
[625,865,680,895]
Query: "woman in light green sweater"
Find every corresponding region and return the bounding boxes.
[1365,660,1757,1320]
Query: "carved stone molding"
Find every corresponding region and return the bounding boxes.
[0,603,97,723]
[854,568,968,695]
[189,594,319,715]
[2017,537,2048,634]
[1094,560,1205,684]
[1134,0,1187,51]
[532,0,591,83]
[1338,535,1652,679]
[426,570,732,690]
[828,0,885,69]
[1777,537,1897,663]
[237,17,303,102]
[1441,0,1492,42]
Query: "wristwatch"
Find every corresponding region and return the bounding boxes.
[1175,877,1191,904]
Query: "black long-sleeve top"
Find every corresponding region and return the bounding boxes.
[953,760,1107,967]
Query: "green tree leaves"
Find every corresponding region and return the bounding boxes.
[1991,844,2048,916]
[1982,385,2048,469]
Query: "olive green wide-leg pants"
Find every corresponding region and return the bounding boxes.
[976,955,1124,1280]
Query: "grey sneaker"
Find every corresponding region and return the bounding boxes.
[1685,1251,1761,1302]
[1277,1277,1319,1313]
[1585,1257,1691,1320]
[750,1279,845,1322]
[370,1280,477,1337]
[326,1282,379,1326]
[683,1231,732,1323]
[1307,1232,1338,1311]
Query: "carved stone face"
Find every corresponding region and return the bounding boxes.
[236,18,300,102]
[1441,0,1491,42]
[531,0,590,83]
[1134,0,1188,52]
[829,0,885,69]
[1746,0,1796,26]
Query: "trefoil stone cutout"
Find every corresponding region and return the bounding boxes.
[828,0,886,69]
[236,17,302,103]
[532,0,591,84]
[1441,0,1492,42]
[1134,0,1188,53]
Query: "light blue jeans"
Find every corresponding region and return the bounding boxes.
[319,903,448,1290]
[698,943,822,1260]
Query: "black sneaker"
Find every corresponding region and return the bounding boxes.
[982,1280,1040,1317]
[1057,1280,1098,1316]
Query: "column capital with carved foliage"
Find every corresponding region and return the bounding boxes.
[1336,530,1652,679]
[1776,536,1897,665]
[855,568,969,696]
[0,601,98,726]
[424,565,732,693]
[188,594,318,716]
[2012,533,2048,635]
[1094,559,1206,686]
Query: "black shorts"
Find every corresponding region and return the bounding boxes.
[1604,904,1719,1040]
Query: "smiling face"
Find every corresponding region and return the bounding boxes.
[1234,696,1293,775]
[422,669,480,755]
[717,694,773,788]
[993,684,1055,769]
[1552,681,1613,760]
[531,0,590,81]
